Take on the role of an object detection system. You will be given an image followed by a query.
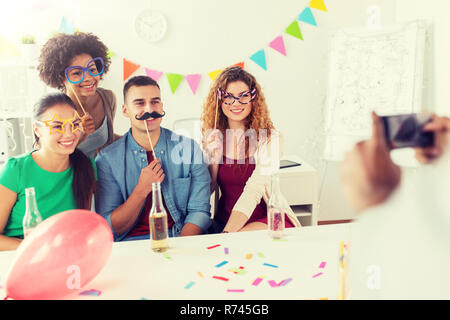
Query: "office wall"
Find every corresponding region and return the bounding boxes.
[79,0,398,222]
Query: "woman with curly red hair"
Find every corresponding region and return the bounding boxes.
[201,66,301,233]
[37,32,118,158]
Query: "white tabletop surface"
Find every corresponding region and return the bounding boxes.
[0,223,352,300]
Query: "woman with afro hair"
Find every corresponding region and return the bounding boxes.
[201,66,301,233]
[37,32,118,158]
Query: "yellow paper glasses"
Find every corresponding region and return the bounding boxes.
[37,112,85,135]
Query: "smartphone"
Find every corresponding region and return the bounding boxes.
[381,113,435,149]
[280,160,301,169]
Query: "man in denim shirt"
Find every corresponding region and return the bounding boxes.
[95,76,211,241]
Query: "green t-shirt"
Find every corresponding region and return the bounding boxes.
[0,152,97,238]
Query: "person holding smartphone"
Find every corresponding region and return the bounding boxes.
[341,112,450,299]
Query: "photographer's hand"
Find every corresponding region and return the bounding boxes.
[341,112,401,213]
[414,115,450,164]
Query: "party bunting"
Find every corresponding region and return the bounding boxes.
[59,17,76,34]
[166,73,184,94]
[250,49,267,70]
[208,69,223,81]
[269,36,287,56]
[285,21,303,40]
[123,58,140,81]
[185,74,201,95]
[233,61,245,69]
[298,7,317,26]
[145,68,163,81]
[120,1,327,92]
[309,0,328,12]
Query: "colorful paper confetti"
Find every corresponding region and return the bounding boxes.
[227,289,244,293]
[252,277,264,286]
[245,253,253,260]
[184,281,195,289]
[319,261,327,269]
[279,278,293,286]
[263,263,278,268]
[207,244,221,250]
[213,276,229,282]
[224,247,229,255]
[312,272,323,278]
[79,289,101,296]
[215,260,229,268]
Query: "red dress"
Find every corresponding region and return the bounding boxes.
[216,155,294,229]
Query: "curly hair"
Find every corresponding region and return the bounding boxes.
[201,66,275,150]
[37,32,111,90]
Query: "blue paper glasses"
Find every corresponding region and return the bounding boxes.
[64,57,105,84]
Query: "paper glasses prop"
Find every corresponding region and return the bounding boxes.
[64,57,105,84]
[37,112,85,135]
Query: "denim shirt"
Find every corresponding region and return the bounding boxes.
[95,127,211,241]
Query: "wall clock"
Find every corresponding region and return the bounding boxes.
[135,10,167,43]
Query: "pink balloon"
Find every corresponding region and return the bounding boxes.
[5,210,113,300]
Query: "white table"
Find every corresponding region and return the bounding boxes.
[0,224,352,300]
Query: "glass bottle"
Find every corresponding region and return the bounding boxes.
[22,187,43,238]
[149,182,169,252]
[267,173,285,239]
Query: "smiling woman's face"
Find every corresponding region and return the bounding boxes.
[63,53,100,98]
[221,81,253,126]
[34,104,82,155]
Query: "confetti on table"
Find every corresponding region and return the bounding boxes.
[224,247,229,255]
[272,238,287,242]
[257,252,265,258]
[268,280,279,287]
[163,252,172,260]
[207,244,221,250]
[312,272,323,278]
[319,261,327,269]
[213,276,229,282]
[215,260,229,268]
[79,289,101,296]
[227,289,245,293]
[263,263,278,268]
[280,278,293,286]
[245,253,253,260]
[197,271,204,278]
[319,297,329,300]
[184,281,195,289]
[252,277,264,286]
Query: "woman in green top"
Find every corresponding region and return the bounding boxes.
[0,93,97,251]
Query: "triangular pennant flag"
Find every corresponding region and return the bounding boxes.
[123,58,140,81]
[309,0,328,12]
[208,69,223,81]
[232,62,245,69]
[250,49,267,70]
[285,21,303,40]
[166,73,184,94]
[185,74,201,95]
[269,36,287,56]
[145,68,163,82]
[59,17,76,34]
[298,7,317,26]
[106,50,115,59]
